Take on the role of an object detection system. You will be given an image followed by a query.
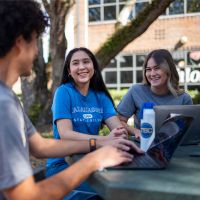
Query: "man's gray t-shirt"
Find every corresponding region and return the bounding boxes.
[0,82,36,199]
[117,84,193,129]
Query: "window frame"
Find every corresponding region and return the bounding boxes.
[102,51,200,90]
[88,0,200,24]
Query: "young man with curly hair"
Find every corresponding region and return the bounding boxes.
[0,1,142,199]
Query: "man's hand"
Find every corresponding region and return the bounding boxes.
[97,137,144,154]
[88,145,134,170]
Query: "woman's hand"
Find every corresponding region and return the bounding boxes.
[106,126,128,139]
[120,121,141,139]
[133,128,141,139]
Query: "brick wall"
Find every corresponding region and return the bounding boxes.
[72,2,200,54]
[87,15,200,53]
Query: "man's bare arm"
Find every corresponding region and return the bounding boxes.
[4,146,133,200]
[29,132,90,158]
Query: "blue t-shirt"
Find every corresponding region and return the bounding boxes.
[47,82,116,167]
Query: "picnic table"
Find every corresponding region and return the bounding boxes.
[72,145,200,200]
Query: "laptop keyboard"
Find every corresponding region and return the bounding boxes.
[133,154,159,167]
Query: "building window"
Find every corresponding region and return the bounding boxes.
[136,54,146,67]
[89,0,200,23]
[105,71,117,83]
[104,5,116,20]
[169,0,184,15]
[102,51,200,91]
[187,0,200,13]
[121,71,133,83]
[129,0,200,20]
[135,1,149,16]
[89,0,101,5]
[89,7,101,22]
[120,55,133,67]
[104,0,116,3]
[106,58,117,68]
[88,0,125,22]
[135,54,145,83]
[136,71,143,82]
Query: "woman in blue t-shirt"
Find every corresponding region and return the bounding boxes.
[46,47,137,200]
[117,49,193,138]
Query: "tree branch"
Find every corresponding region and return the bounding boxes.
[42,0,51,17]
[95,0,175,70]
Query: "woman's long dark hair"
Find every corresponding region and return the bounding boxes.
[60,47,115,106]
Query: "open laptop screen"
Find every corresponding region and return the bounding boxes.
[148,115,193,164]
[154,105,200,145]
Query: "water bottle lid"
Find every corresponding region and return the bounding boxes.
[140,102,155,119]
[143,102,155,109]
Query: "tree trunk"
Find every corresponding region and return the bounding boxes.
[46,0,75,93]
[21,38,50,126]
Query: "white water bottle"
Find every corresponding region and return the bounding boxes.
[140,102,155,152]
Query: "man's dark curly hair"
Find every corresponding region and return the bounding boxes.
[0,0,49,58]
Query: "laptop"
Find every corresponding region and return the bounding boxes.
[154,105,200,145]
[109,115,193,170]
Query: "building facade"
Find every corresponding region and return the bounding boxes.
[67,0,200,91]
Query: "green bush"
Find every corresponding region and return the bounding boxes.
[193,93,200,104]
[28,102,42,125]
[99,125,110,136]
[109,89,128,106]
[188,90,200,104]
[99,89,128,136]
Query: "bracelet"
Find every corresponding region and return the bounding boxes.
[89,138,96,152]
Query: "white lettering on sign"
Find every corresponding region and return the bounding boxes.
[177,68,200,83]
